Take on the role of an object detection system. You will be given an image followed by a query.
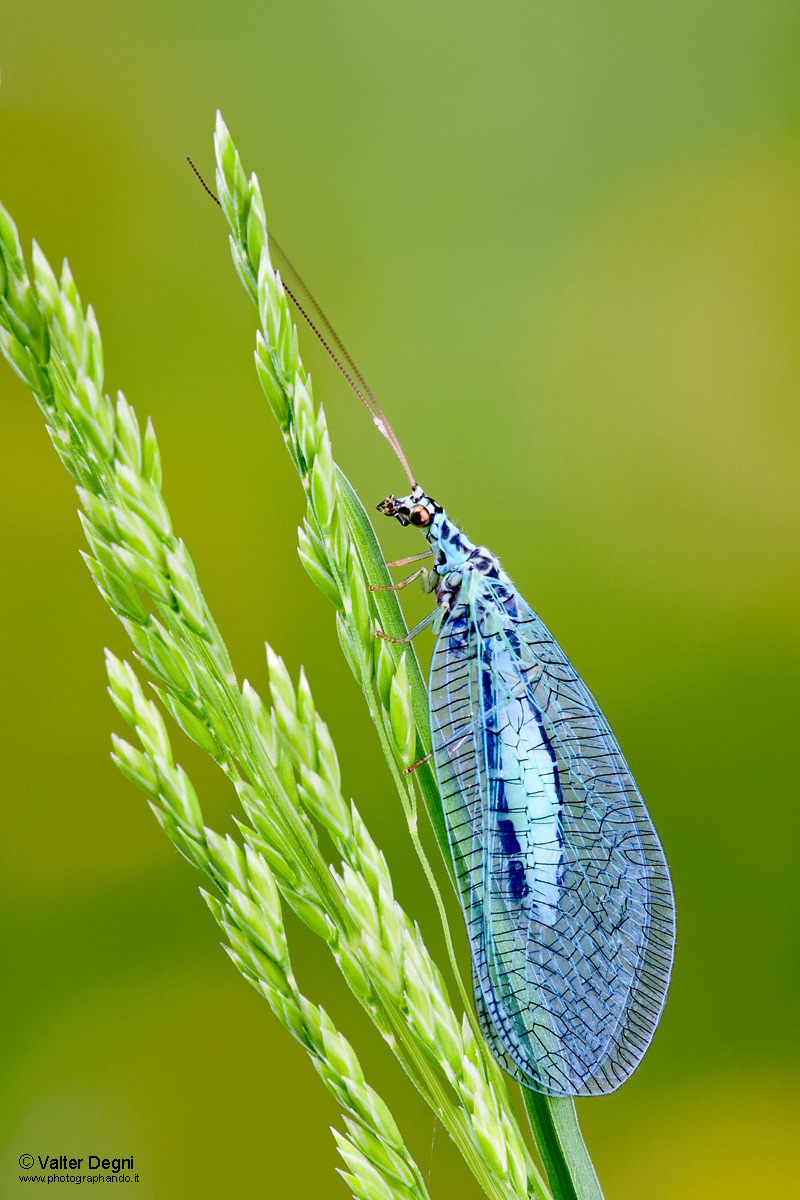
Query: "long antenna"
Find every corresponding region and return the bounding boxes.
[271,251,417,487]
[269,240,374,407]
[187,157,416,487]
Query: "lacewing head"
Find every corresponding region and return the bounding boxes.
[376,486,442,527]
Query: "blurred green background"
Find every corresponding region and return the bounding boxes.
[1,1,798,1196]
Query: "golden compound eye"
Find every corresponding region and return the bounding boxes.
[409,505,431,526]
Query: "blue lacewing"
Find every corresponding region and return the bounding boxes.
[275,247,675,1097]
[375,487,674,1095]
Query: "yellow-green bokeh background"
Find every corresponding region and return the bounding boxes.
[2,2,798,1196]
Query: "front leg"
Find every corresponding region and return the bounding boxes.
[385,550,433,568]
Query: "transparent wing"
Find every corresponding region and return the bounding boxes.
[429,572,675,1096]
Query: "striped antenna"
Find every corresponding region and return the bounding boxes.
[187,158,416,487]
